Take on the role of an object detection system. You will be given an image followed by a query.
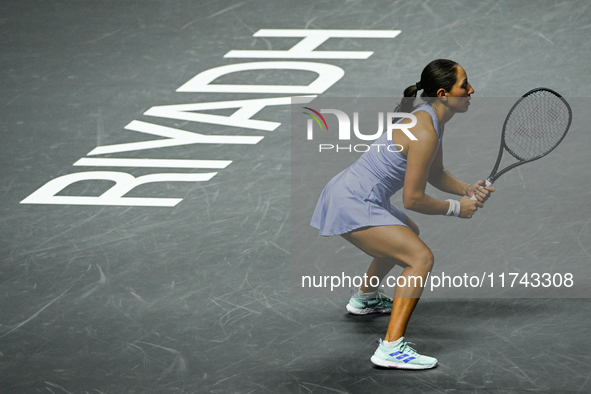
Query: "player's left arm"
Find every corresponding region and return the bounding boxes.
[428,141,494,202]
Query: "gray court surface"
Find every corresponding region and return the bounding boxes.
[2,1,590,393]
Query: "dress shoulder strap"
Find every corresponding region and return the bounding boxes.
[411,103,441,138]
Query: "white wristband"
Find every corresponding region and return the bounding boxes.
[445,199,461,217]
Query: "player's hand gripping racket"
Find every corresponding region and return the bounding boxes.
[471,87,572,200]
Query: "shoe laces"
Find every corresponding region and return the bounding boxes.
[375,289,393,305]
[352,288,393,305]
[397,339,419,357]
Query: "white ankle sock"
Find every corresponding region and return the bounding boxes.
[382,337,402,348]
[356,288,378,298]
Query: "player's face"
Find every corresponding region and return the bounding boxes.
[446,66,474,112]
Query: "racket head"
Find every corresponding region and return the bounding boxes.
[489,88,572,183]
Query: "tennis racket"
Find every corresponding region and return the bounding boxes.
[471,87,572,200]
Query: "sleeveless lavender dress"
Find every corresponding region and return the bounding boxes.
[310,104,441,236]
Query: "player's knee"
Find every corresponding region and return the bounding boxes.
[414,249,434,272]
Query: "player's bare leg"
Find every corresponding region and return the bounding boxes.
[342,224,437,369]
[357,215,421,294]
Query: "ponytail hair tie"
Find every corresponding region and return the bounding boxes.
[415,81,423,90]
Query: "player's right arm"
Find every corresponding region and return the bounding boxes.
[401,113,481,218]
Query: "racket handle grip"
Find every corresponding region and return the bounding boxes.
[470,180,493,200]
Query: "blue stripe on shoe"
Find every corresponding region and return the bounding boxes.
[403,357,416,363]
[389,351,401,357]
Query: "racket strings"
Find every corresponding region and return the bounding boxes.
[504,90,570,161]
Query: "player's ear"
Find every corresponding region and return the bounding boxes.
[436,88,448,99]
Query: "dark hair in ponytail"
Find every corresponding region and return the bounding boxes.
[395,59,459,112]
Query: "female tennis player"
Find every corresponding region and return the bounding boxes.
[310,59,494,369]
